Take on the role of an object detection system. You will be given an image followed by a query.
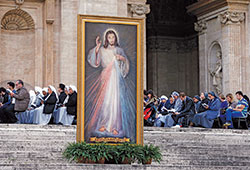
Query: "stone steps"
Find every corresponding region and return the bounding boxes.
[0,124,250,169]
[1,164,250,170]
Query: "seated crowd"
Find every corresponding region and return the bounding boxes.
[144,89,249,129]
[0,80,77,125]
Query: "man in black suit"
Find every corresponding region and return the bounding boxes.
[171,92,195,127]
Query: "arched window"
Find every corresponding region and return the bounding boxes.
[1,9,35,30]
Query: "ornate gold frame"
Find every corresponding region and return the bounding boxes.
[77,15,144,145]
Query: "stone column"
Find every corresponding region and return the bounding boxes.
[44,0,55,86]
[127,0,150,90]
[194,20,207,93]
[219,11,246,94]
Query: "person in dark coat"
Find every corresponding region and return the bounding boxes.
[0,87,10,105]
[171,92,195,127]
[58,85,77,125]
[0,87,12,123]
[6,80,30,123]
[65,86,77,116]
[57,83,67,109]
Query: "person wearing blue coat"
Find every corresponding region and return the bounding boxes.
[190,91,221,128]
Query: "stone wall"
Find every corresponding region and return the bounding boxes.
[0,0,148,90]
[147,36,199,97]
[0,0,44,89]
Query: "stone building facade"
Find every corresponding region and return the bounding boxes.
[187,0,250,96]
[1,0,250,97]
[147,0,250,97]
[0,0,149,90]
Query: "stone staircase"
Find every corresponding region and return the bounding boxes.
[0,124,250,170]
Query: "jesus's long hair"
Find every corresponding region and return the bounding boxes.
[103,30,120,48]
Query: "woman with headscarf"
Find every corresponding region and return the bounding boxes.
[190,91,221,128]
[60,85,77,125]
[53,86,69,124]
[33,85,58,125]
[193,95,201,113]
[24,87,47,124]
[32,86,43,108]
[42,87,48,100]
[28,90,36,109]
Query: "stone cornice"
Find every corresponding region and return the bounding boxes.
[187,0,250,18]
[128,3,150,17]
[218,11,245,24]
[15,0,24,6]
[194,20,207,34]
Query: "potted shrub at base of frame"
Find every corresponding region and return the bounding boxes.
[117,143,137,164]
[63,142,111,164]
[142,144,162,165]
[63,142,162,165]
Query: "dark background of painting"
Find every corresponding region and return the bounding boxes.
[84,22,137,143]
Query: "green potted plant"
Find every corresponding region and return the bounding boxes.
[63,142,112,164]
[133,144,145,164]
[89,143,112,164]
[116,143,136,164]
[142,144,162,164]
[63,142,162,165]
[63,142,90,163]
[104,144,120,164]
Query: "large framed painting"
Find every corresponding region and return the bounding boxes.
[77,15,144,145]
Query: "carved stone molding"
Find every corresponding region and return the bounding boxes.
[194,20,207,34]
[219,11,245,25]
[1,9,35,30]
[46,19,54,24]
[129,4,150,17]
[15,0,24,6]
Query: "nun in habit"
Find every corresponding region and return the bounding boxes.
[60,85,77,125]
[33,85,58,125]
[23,87,47,124]
[26,87,44,123]
[53,86,69,124]
[32,86,44,108]
[28,90,36,109]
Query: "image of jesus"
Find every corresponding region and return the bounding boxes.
[85,29,136,142]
